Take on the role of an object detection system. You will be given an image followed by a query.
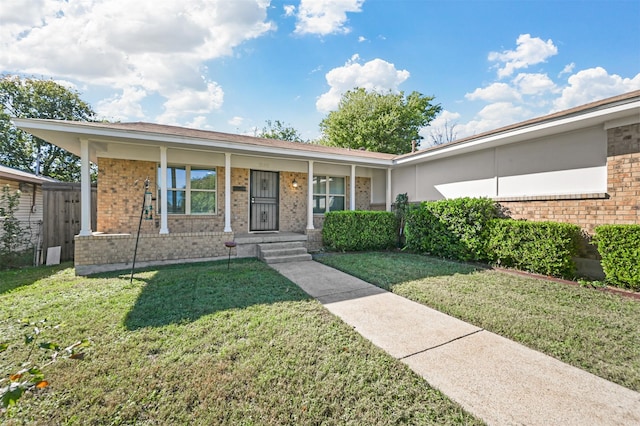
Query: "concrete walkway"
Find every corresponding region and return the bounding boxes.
[270,261,640,426]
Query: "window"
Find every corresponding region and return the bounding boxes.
[159,166,217,214]
[313,176,345,214]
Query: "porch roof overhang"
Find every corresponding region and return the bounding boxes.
[11,118,396,168]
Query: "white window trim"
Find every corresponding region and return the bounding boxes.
[161,165,218,215]
[313,175,346,214]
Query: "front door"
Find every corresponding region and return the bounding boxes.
[250,170,279,231]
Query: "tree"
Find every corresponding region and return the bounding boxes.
[0,75,96,181]
[258,119,306,142]
[429,119,458,146]
[319,88,442,154]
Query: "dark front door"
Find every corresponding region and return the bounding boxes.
[250,170,279,231]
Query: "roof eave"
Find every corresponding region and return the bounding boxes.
[12,118,395,168]
[395,98,640,165]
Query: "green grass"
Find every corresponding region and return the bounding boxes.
[0,259,482,425]
[315,251,640,392]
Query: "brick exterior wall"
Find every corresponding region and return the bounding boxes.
[97,158,158,234]
[97,159,254,234]
[74,231,234,275]
[279,171,307,233]
[97,160,372,235]
[497,124,639,235]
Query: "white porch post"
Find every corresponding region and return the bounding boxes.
[350,164,356,211]
[78,139,92,236]
[159,146,169,234]
[224,153,232,233]
[386,167,392,212]
[307,160,314,230]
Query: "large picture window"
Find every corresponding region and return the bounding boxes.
[159,166,217,214]
[313,176,345,214]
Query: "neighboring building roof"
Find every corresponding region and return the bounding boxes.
[0,164,58,184]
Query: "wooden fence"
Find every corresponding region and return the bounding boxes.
[42,182,96,263]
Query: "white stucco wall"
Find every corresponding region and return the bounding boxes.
[392,125,608,202]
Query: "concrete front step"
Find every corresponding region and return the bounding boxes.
[258,242,312,263]
[263,254,312,264]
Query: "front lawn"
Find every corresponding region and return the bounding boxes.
[315,251,640,392]
[0,259,482,424]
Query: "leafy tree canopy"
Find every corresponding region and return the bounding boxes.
[258,119,306,142]
[0,75,96,181]
[319,88,442,154]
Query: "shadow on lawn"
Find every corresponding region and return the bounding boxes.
[123,258,311,330]
[0,262,72,295]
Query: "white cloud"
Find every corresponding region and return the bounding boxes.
[186,116,211,129]
[488,34,558,78]
[283,5,296,17]
[228,116,245,127]
[512,73,557,95]
[465,83,521,102]
[453,102,532,139]
[358,36,367,42]
[0,0,274,122]
[559,62,575,76]
[96,87,148,121]
[156,82,224,124]
[316,56,410,113]
[294,0,364,35]
[553,67,640,111]
[421,110,462,146]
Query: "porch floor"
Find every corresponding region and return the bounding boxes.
[234,232,307,245]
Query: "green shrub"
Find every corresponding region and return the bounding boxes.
[594,225,640,290]
[487,219,581,278]
[322,211,398,251]
[404,197,500,261]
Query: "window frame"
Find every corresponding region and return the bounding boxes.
[159,165,218,215]
[313,175,346,214]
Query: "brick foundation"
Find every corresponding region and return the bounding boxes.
[74,231,234,275]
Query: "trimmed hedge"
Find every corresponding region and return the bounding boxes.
[322,211,398,251]
[487,219,581,279]
[594,225,640,290]
[404,197,500,261]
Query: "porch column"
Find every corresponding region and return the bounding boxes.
[350,164,356,211]
[307,160,314,230]
[224,153,232,233]
[386,167,392,212]
[159,146,169,234]
[79,138,92,236]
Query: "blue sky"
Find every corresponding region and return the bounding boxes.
[1,0,639,146]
